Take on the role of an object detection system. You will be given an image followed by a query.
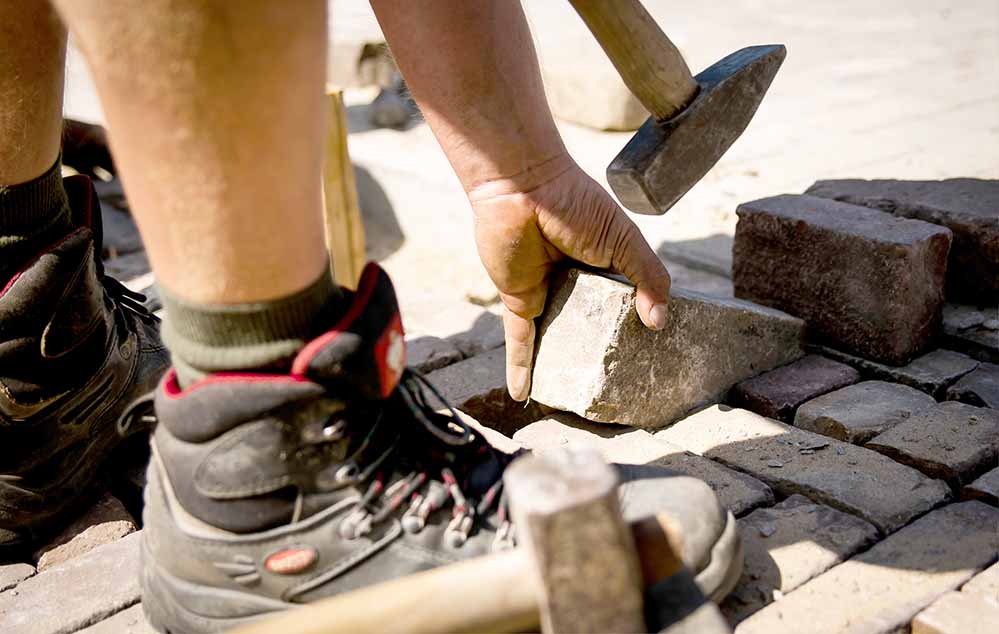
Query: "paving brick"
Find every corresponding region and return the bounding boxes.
[425,347,547,436]
[445,308,504,358]
[721,494,878,624]
[962,466,999,505]
[34,493,135,570]
[947,362,999,408]
[0,531,142,634]
[733,194,952,365]
[736,501,999,634]
[0,563,34,592]
[942,303,999,364]
[77,605,156,634]
[806,178,999,303]
[728,355,860,422]
[531,268,804,428]
[794,380,937,444]
[400,296,501,356]
[452,409,524,455]
[405,335,463,373]
[655,406,950,533]
[912,590,999,634]
[961,562,999,605]
[811,345,980,399]
[514,413,774,516]
[867,401,999,487]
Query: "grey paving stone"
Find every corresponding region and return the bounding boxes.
[77,605,156,634]
[794,380,937,444]
[810,345,980,399]
[736,501,999,634]
[425,347,547,436]
[514,413,774,516]
[531,268,804,428]
[867,401,999,487]
[942,304,999,364]
[912,590,999,634]
[0,531,142,634]
[655,406,951,533]
[445,308,505,358]
[35,492,136,572]
[961,562,999,605]
[720,494,878,625]
[405,335,463,373]
[947,362,999,408]
[961,466,999,505]
[728,354,860,422]
[807,178,999,303]
[733,194,951,365]
[0,563,35,592]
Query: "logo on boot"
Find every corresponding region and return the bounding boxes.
[375,313,406,397]
[264,546,318,575]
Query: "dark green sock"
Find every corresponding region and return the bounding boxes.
[0,158,73,282]
[161,270,341,386]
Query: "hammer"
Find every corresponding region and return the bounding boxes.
[568,0,786,215]
[231,450,731,633]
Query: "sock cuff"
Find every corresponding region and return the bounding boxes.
[161,269,339,374]
[0,157,70,235]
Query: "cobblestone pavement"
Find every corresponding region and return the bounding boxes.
[3,1,995,632]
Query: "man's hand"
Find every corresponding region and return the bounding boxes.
[469,158,671,401]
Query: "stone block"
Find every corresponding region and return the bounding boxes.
[77,605,156,634]
[514,413,774,516]
[0,563,34,592]
[736,501,999,634]
[405,335,463,373]
[0,531,142,634]
[942,303,999,364]
[811,345,980,399]
[733,194,952,365]
[401,297,504,359]
[962,466,999,505]
[947,362,999,408]
[425,347,547,436]
[655,406,951,533]
[531,269,804,428]
[35,492,136,572]
[867,401,999,487]
[961,562,999,605]
[720,494,878,624]
[728,355,860,422]
[806,178,999,303]
[794,380,937,444]
[912,590,999,634]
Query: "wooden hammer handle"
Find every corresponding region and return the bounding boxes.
[568,0,698,120]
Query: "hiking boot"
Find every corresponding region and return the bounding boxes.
[140,263,741,633]
[0,175,169,554]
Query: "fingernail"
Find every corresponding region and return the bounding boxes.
[649,303,667,331]
[508,366,531,402]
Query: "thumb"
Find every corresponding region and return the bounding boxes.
[610,217,672,331]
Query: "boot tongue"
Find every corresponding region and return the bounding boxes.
[291,263,406,401]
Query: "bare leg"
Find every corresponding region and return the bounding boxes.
[50,0,329,304]
[0,1,66,185]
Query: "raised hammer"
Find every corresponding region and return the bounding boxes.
[568,0,786,215]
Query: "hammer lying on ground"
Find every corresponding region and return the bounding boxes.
[568,0,786,215]
[232,450,732,634]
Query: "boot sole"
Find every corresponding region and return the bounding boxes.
[141,509,743,633]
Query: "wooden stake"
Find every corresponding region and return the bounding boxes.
[323,89,366,289]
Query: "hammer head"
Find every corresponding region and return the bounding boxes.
[608,44,786,215]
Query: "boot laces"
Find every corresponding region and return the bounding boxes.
[100,274,158,325]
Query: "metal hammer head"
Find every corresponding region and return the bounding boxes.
[609,44,787,215]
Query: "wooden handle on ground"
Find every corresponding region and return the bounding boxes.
[568,0,698,120]
[231,514,683,634]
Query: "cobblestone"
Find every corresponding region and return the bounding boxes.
[531,268,803,428]
[0,563,35,593]
[961,562,999,605]
[942,303,999,364]
[728,354,860,422]
[77,605,155,634]
[866,401,999,487]
[735,501,999,634]
[947,362,999,408]
[720,494,878,625]
[733,194,951,365]
[811,346,980,399]
[405,335,463,373]
[961,466,999,505]
[34,492,136,572]
[911,590,999,634]
[794,380,936,444]
[655,406,950,533]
